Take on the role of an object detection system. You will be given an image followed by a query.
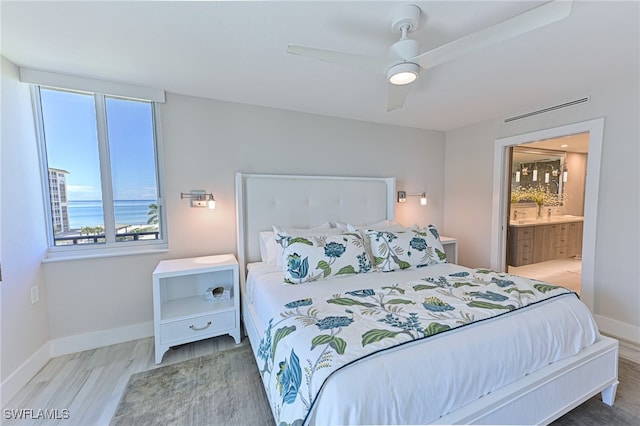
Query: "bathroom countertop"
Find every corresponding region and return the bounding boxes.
[509,215,584,227]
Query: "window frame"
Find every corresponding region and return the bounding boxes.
[31,85,168,261]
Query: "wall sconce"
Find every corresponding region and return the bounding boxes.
[181,190,216,209]
[397,191,427,206]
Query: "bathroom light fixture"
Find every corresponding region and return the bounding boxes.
[515,171,521,183]
[181,190,216,209]
[532,166,538,182]
[397,191,427,206]
[563,168,568,183]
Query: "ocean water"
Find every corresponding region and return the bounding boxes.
[67,200,157,229]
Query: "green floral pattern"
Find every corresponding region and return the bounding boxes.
[257,267,574,425]
[367,225,447,271]
[281,233,371,284]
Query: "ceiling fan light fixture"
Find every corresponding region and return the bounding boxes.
[388,62,419,85]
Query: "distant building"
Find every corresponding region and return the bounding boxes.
[48,168,70,232]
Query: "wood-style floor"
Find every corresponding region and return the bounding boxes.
[4,331,638,425]
[3,335,241,426]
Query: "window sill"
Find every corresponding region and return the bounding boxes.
[41,244,168,263]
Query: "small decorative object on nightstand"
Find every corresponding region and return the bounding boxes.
[152,254,241,364]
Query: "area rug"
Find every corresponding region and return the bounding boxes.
[111,344,274,426]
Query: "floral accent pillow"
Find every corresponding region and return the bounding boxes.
[270,223,335,267]
[281,233,372,284]
[366,225,447,272]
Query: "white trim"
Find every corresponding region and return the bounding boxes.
[49,321,153,357]
[595,315,640,347]
[41,245,168,263]
[490,118,605,312]
[1,342,50,407]
[19,68,165,102]
[618,340,640,364]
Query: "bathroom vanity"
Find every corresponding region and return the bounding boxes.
[508,216,583,267]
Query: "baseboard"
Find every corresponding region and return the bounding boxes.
[1,342,50,408]
[617,338,640,364]
[594,314,640,363]
[49,321,153,357]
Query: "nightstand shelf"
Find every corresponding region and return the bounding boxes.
[440,236,458,264]
[161,296,235,321]
[152,254,241,364]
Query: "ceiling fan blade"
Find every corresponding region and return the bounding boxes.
[387,82,413,111]
[414,0,573,71]
[287,45,392,74]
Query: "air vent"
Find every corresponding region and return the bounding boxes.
[504,97,590,123]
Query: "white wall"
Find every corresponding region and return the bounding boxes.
[443,69,640,343]
[0,57,50,401]
[42,92,445,344]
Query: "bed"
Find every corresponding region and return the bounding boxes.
[235,172,618,425]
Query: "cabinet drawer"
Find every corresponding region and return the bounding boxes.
[516,253,534,266]
[517,238,534,254]
[514,227,535,239]
[550,224,568,235]
[554,237,568,248]
[160,310,235,344]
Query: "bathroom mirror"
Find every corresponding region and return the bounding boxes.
[511,147,565,205]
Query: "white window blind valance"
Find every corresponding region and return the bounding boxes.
[19,68,165,103]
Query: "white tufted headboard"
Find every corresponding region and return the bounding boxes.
[235,173,395,279]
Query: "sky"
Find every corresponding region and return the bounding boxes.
[40,88,158,201]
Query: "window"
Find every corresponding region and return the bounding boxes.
[33,86,166,257]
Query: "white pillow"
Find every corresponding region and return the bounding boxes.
[343,220,403,232]
[259,231,280,265]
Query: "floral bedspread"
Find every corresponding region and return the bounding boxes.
[255,268,574,426]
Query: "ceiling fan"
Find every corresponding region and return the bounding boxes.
[287,1,573,111]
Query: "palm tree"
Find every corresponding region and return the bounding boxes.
[147,203,158,225]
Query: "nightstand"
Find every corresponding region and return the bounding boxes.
[440,236,458,264]
[152,254,241,364]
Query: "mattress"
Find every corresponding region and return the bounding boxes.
[246,262,600,425]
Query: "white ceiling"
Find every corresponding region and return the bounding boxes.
[2,1,638,131]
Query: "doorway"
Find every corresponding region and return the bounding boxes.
[506,135,588,294]
[490,118,604,312]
